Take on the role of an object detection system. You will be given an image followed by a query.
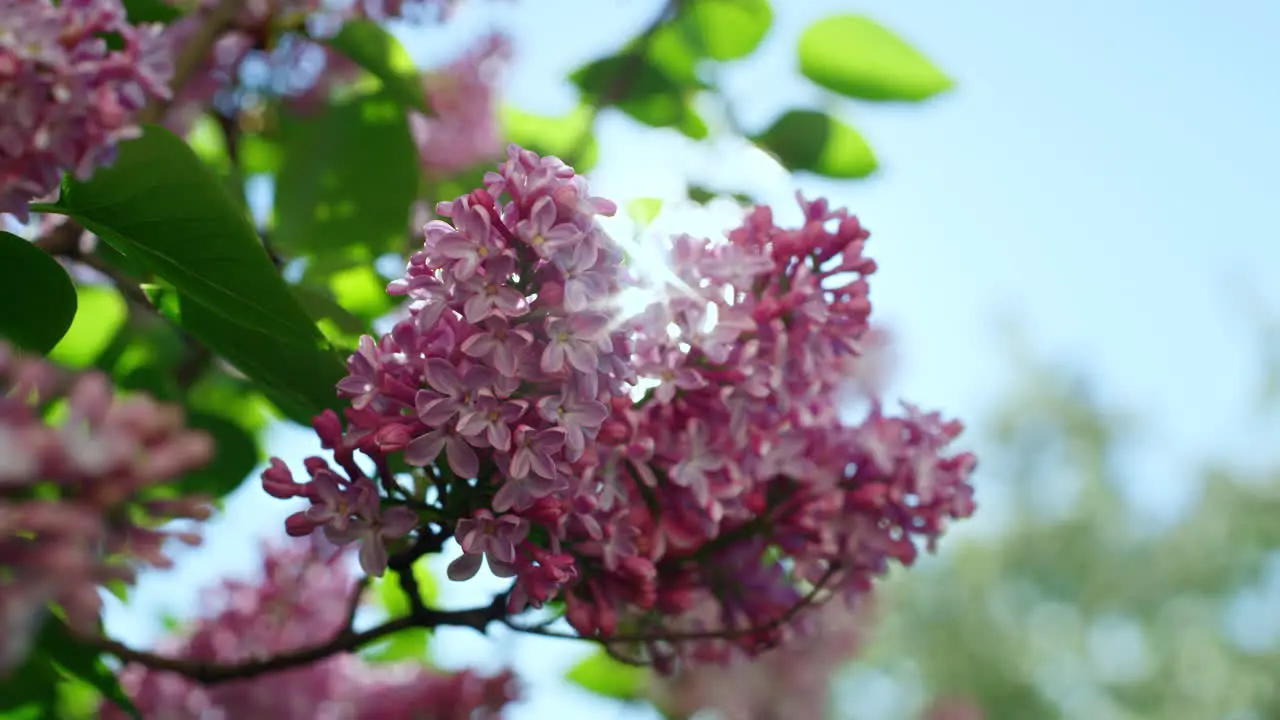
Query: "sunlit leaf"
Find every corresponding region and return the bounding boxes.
[753,109,878,178]
[48,286,128,368]
[501,104,600,172]
[626,198,663,227]
[565,649,649,701]
[324,21,431,115]
[363,558,441,665]
[570,54,708,136]
[682,0,773,61]
[798,15,953,102]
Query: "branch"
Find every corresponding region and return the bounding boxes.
[503,565,843,647]
[88,593,509,685]
[338,576,371,636]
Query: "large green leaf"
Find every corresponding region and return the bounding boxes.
[47,286,127,368]
[274,92,418,271]
[324,21,431,115]
[34,125,345,422]
[753,109,878,178]
[0,231,77,354]
[565,649,649,701]
[681,0,773,61]
[177,296,346,424]
[798,15,953,102]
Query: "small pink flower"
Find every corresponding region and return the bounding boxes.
[447,510,529,580]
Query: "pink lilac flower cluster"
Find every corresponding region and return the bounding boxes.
[263,144,633,579]
[105,535,519,719]
[649,595,870,719]
[0,0,174,219]
[0,341,213,675]
[412,33,510,179]
[262,144,978,671]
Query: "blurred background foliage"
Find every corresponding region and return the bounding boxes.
[837,346,1280,720]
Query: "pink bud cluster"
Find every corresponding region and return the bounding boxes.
[412,33,510,179]
[0,342,213,674]
[650,595,870,719]
[106,535,519,719]
[262,145,978,671]
[0,0,174,219]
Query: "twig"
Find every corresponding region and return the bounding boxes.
[87,593,510,685]
[503,565,842,646]
[337,576,371,637]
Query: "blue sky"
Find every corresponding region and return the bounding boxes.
[104,1,1280,718]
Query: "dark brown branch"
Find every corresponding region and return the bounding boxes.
[87,593,509,685]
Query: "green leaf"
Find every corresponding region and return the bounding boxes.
[330,264,397,322]
[48,286,128,368]
[274,92,418,268]
[570,54,708,133]
[753,110,878,178]
[565,649,649,701]
[40,125,325,346]
[626,198,663,227]
[324,21,430,115]
[501,104,600,172]
[0,231,77,354]
[239,133,281,176]
[178,296,345,424]
[122,0,183,23]
[0,618,140,719]
[644,24,702,84]
[42,620,141,720]
[187,372,275,435]
[682,0,773,61]
[37,125,345,421]
[175,412,258,498]
[293,285,369,336]
[686,185,756,206]
[185,115,231,175]
[798,15,953,102]
[375,559,440,615]
[361,628,432,664]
